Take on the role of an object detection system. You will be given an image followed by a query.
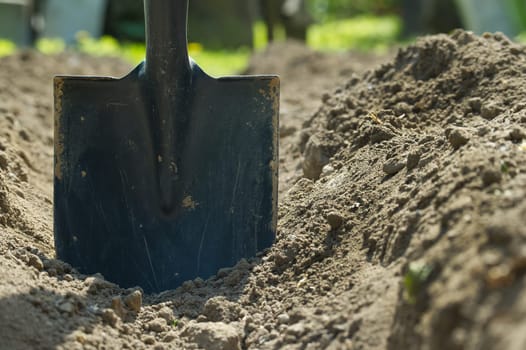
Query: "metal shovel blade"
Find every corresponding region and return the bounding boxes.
[54,0,279,293]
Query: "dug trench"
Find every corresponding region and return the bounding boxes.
[1,30,526,350]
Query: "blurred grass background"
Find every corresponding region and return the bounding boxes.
[2,0,526,76]
[0,16,401,76]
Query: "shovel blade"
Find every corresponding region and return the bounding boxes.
[54,63,279,292]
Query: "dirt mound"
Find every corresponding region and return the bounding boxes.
[1,32,526,350]
[246,41,390,194]
[297,30,526,349]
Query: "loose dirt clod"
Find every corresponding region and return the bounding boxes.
[124,290,143,313]
[182,322,241,350]
[446,127,471,149]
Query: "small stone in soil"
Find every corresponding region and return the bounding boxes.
[111,297,125,318]
[147,318,167,333]
[0,151,7,169]
[406,151,421,170]
[468,97,482,113]
[481,102,504,120]
[84,276,116,292]
[158,306,174,322]
[481,168,502,187]
[277,313,290,325]
[101,309,119,327]
[124,290,143,313]
[163,332,177,343]
[303,136,330,180]
[142,335,156,345]
[27,253,44,271]
[507,127,526,142]
[447,128,470,149]
[326,212,344,230]
[183,322,241,350]
[58,301,75,314]
[383,158,406,175]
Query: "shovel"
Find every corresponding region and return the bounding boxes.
[54,0,279,293]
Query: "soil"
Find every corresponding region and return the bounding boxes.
[1,31,526,350]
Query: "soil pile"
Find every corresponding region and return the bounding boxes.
[245,41,390,193]
[297,30,526,349]
[1,32,526,350]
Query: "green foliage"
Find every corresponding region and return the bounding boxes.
[0,39,16,58]
[253,21,286,51]
[307,0,399,21]
[501,162,510,174]
[75,32,145,64]
[404,261,433,304]
[0,15,403,74]
[308,15,401,52]
[41,32,250,76]
[509,0,526,31]
[36,38,66,55]
[191,48,251,77]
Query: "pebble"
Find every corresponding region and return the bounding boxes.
[147,318,167,333]
[481,102,503,120]
[27,253,44,271]
[508,127,526,142]
[277,313,290,325]
[468,97,482,113]
[326,211,344,230]
[481,168,502,187]
[124,290,143,313]
[446,127,470,149]
[142,335,156,345]
[71,331,87,344]
[163,332,177,343]
[303,135,330,180]
[58,301,75,314]
[406,151,421,170]
[383,158,406,175]
[320,164,335,177]
[101,309,119,327]
[182,322,241,350]
[0,151,7,169]
[84,276,116,293]
[286,322,308,337]
[158,306,175,322]
[111,297,125,318]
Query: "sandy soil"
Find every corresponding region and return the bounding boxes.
[1,31,526,350]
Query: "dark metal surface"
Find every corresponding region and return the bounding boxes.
[54,0,279,293]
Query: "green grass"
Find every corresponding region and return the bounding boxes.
[33,33,251,77]
[0,39,16,57]
[0,15,402,74]
[308,15,401,52]
[191,48,251,77]
[403,262,433,304]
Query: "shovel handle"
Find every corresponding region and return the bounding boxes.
[144,0,191,81]
[143,0,191,213]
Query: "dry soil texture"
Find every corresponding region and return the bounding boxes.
[1,31,526,350]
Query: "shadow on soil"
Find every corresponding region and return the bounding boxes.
[0,253,254,349]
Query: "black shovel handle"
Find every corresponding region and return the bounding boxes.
[144,0,191,82]
[143,0,191,214]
